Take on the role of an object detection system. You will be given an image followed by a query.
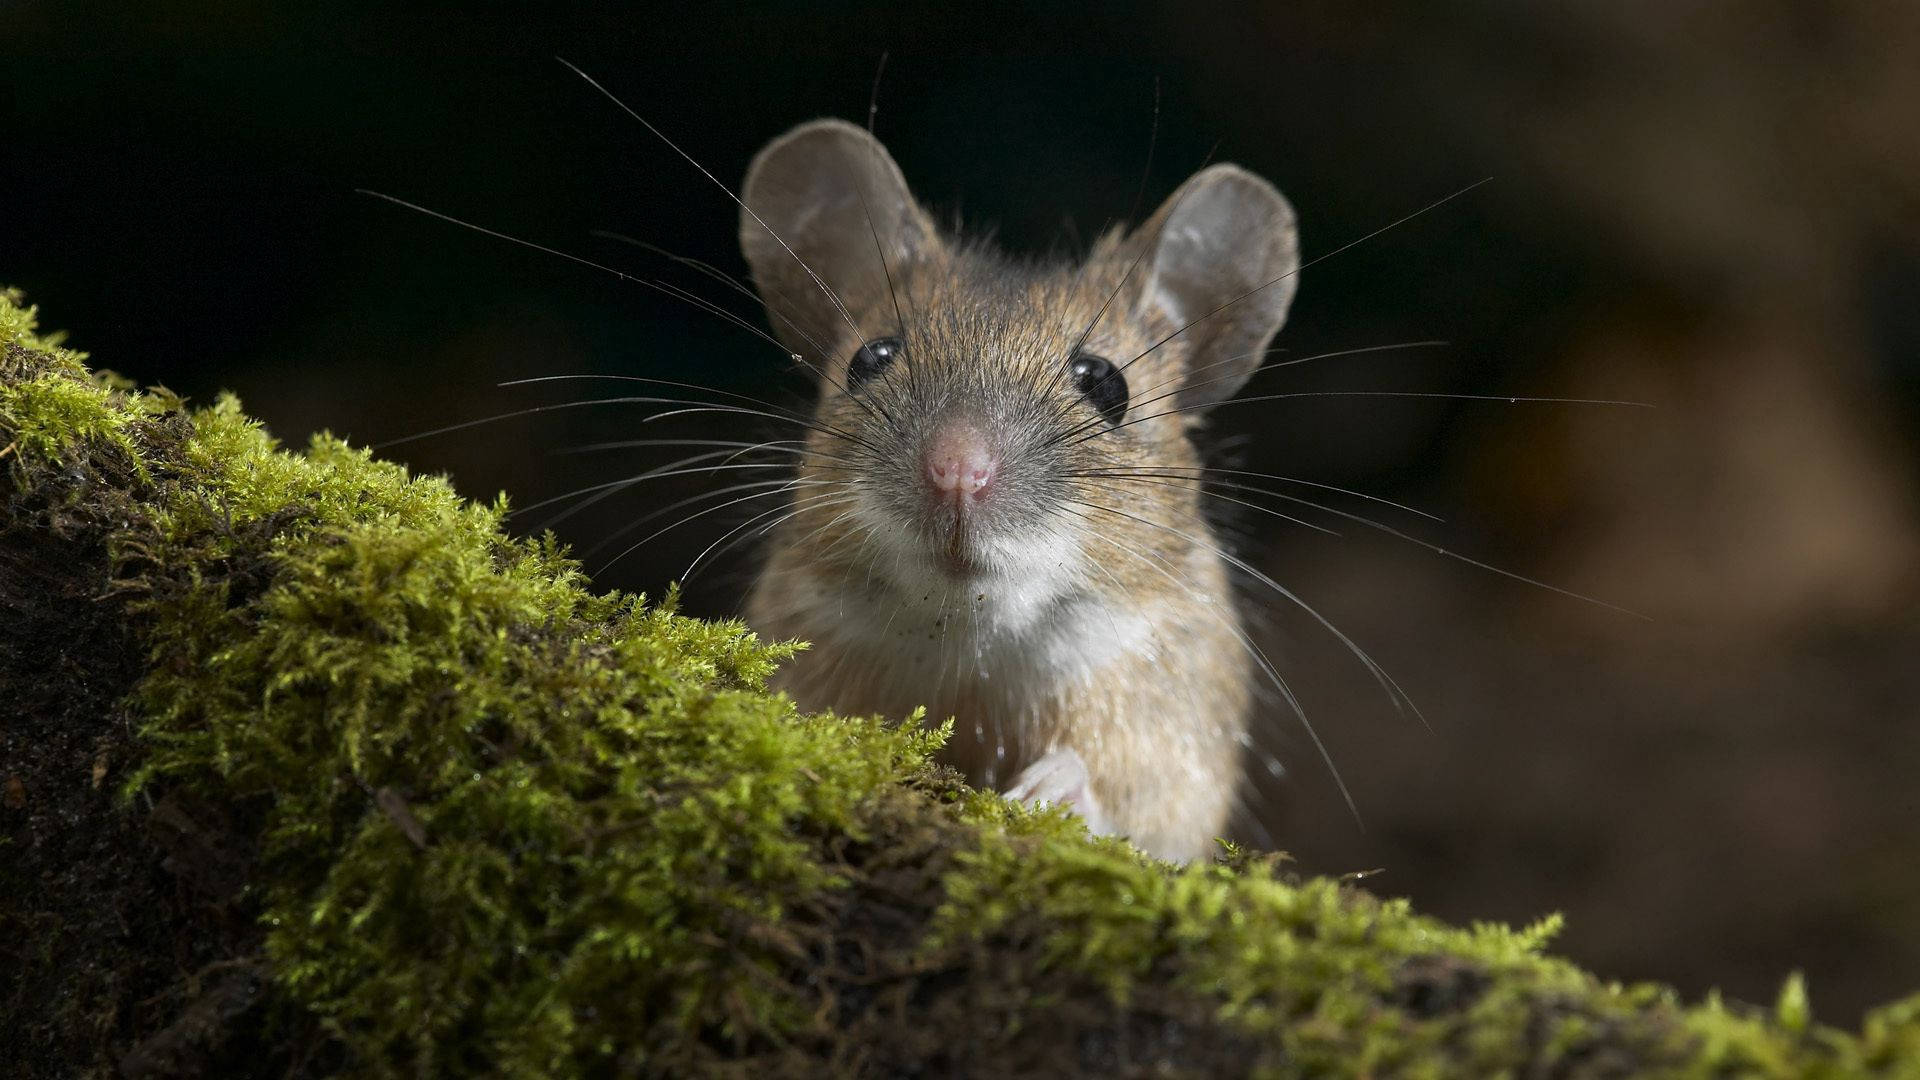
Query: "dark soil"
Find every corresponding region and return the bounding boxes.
[0,352,314,1079]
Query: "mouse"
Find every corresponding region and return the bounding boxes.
[737,118,1300,863]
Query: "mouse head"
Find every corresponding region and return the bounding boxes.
[739,119,1298,612]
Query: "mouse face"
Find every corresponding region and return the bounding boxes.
[740,120,1299,627]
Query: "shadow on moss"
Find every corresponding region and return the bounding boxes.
[4,289,1917,1078]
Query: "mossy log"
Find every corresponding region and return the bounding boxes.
[3,288,1917,1078]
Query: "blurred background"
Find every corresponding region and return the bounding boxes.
[6,0,1917,1025]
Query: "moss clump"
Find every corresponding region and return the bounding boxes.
[4,287,1919,1078]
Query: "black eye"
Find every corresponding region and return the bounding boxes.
[847,336,902,391]
[1070,352,1128,425]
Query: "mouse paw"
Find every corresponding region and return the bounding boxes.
[1004,747,1115,837]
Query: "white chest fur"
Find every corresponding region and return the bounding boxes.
[774,567,1163,706]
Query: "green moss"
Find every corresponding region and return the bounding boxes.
[6,286,1920,1078]
[1,285,87,361]
[118,388,948,1074]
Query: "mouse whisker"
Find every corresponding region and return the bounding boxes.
[356,188,846,381]
[743,508,872,586]
[511,458,817,524]
[548,437,806,457]
[1050,507,1157,658]
[1044,339,1447,450]
[1069,388,1651,453]
[1064,496,1423,729]
[1060,509,1296,842]
[1049,345,1287,444]
[554,437,861,484]
[628,404,890,458]
[498,374,817,429]
[1072,466,1444,523]
[556,59,887,422]
[372,394,885,458]
[682,491,862,584]
[776,501,871,566]
[644,274,820,356]
[592,232,848,379]
[1053,141,1224,407]
[527,436,849,535]
[1124,78,1163,237]
[596,484,846,575]
[1126,340,1455,427]
[1105,177,1495,386]
[575,478,840,561]
[1060,507,1362,827]
[548,437,856,477]
[844,139,910,370]
[727,493,868,577]
[591,232,758,301]
[1071,476,1339,537]
[1107,469,1641,617]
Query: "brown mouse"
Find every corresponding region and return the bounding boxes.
[739,119,1299,862]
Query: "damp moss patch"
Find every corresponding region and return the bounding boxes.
[4,287,1919,1078]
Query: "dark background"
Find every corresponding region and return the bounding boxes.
[7,1,1918,1025]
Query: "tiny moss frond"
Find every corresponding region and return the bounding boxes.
[1,286,88,365]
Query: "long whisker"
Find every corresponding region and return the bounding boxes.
[1066,496,1424,729]
[371,394,686,451]
[1111,177,1496,382]
[355,188,808,364]
[357,186,853,408]
[1051,340,1454,447]
[855,49,910,343]
[1065,510,1362,825]
[1076,388,1652,448]
[1130,340,1453,419]
[374,393,887,459]
[498,374,817,429]
[559,436,856,478]
[1074,465,1443,522]
[592,233,756,301]
[359,188,658,288]
[866,50,891,134]
[577,478,831,562]
[591,231,843,367]
[533,440,845,536]
[554,59,904,438]
[700,496,869,588]
[1041,76,1163,401]
[682,491,861,583]
[1073,476,1339,537]
[550,437,804,457]
[1081,467,1638,616]
[770,500,869,566]
[641,274,802,354]
[555,58,875,363]
[596,483,844,573]
[510,459,815,521]
[1125,77,1162,230]
[1049,142,1221,407]
[627,404,870,455]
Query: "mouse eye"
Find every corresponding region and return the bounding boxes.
[847,336,902,391]
[1070,352,1128,425]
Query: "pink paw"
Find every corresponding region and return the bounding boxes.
[1005,747,1115,837]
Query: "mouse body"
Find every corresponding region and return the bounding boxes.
[738,119,1300,862]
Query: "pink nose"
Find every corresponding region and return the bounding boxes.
[924,424,996,497]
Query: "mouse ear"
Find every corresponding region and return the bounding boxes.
[740,119,939,360]
[1131,164,1299,410]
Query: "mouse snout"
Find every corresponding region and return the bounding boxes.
[923,422,997,500]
